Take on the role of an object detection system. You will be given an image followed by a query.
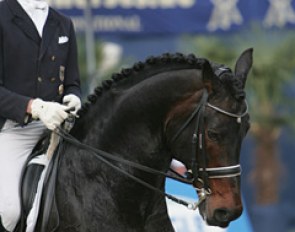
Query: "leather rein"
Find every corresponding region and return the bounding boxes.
[55,89,248,210]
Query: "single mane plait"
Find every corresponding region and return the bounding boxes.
[77,53,207,117]
[210,62,246,101]
[220,73,246,101]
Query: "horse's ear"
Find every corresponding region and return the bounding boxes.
[234,48,253,89]
[202,59,219,93]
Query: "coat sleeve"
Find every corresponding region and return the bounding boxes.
[63,20,81,99]
[0,21,31,125]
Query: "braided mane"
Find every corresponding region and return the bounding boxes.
[209,61,246,101]
[77,53,244,117]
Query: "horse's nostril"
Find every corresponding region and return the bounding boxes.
[214,208,231,223]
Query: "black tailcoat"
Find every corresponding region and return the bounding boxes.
[0,0,81,129]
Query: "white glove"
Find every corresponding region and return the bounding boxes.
[62,94,81,115]
[31,98,69,130]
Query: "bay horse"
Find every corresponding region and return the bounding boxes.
[34,48,253,232]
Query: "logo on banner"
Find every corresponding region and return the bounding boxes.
[207,0,243,31]
[263,0,295,27]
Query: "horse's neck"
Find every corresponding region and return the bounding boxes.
[72,69,203,164]
[56,68,205,229]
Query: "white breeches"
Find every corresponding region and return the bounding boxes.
[0,120,46,232]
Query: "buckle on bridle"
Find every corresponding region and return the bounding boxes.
[187,183,212,210]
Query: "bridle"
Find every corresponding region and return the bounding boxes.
[170,89,248,209]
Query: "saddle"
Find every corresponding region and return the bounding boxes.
[15,132,62,232]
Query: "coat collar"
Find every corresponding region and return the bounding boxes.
[7,0,60,57]
[7,0,41,43]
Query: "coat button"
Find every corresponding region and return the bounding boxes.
[37,77,42,82]
[51,56,56,61]
[58,84,64,95]
[50,77,56,82]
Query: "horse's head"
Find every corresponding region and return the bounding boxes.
[166,48,253,227]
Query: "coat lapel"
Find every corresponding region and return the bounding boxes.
[7,0,41,44]
[39,9,59,60]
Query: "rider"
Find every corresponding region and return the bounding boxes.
[0,0,81,231]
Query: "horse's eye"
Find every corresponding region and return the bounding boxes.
[207,130,220,141]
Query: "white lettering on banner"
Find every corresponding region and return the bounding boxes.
[207,0,243,31]
[263,0,295,28]
[48,0,195,9]
[71,15,141,32]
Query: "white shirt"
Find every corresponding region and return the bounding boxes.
[17,0,49,37]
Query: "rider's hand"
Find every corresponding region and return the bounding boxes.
[62,94,81,115]
[31,98,69,130]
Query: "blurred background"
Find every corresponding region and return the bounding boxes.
[48,0,295,231]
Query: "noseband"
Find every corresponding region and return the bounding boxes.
[171,89,248,209]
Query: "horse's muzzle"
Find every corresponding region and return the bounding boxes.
[206,206,243,228]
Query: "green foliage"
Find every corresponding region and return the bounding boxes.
[182,34,236,65]
[76,34,124,98]
[76,33,104,97]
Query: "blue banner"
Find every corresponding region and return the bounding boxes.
[48,0,295,34]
